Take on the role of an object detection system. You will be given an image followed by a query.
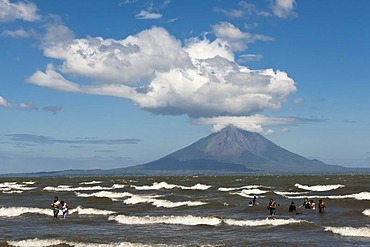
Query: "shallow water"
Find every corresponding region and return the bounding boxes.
[1,175,370,246]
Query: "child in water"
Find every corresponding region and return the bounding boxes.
[60,201,69,219]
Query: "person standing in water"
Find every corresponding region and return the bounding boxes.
[61,201,69,219]
[51,196,61,218]
[318,199,326,213]
[289,201,297,212]
[267,198,278,217]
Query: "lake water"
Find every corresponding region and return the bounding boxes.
[1,175,370,246]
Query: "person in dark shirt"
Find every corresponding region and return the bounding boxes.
[289,201,297,212]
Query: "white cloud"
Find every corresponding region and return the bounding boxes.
[135,10,162,19]
[214,8,244,18]
[20,102,37,110]
[270,0,296,18]
[1,28,30,38]
[212,22,273,51]
[0,0,40,22]
[0,96,10,107]
[238,54,263,63]
[192,115,312,133]
[27,25,297,130]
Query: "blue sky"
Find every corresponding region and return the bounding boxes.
[1,0,369,173]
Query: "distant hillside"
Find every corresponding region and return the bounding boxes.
[133,126,349,174]
[2,126,366,177]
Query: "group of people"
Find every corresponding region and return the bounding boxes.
[264,197,326,217]
[51,196,69,219]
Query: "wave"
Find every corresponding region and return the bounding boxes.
[76,191,133,200]
[70,206,116,215]
[0,207,51,217]
[274,191,309,196]
[79,180,102,185]
[0,181,36,194]
[7,238,184,247]
[0,206,116,217]
[110,214,306,227]
[324,226,370,238]
[43,184,125,192]
[132,181,211,191]
[362,209,370,217]
[123,194,207,208]
[218,185,264,192]
[283,192,370,200]
[294,183,345,191]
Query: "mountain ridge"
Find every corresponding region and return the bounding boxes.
[1,126,367,177]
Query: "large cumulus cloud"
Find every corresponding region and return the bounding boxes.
[27,22,297,132]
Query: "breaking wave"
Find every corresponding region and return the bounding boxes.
[294,183,345,191]
[7,238,184,247]
[79,180,102,185]
[0,181,36,194]
[0,206,116,217]
[283,192,370,200]
[43,184,125,192]
[123,194,207,208]
[132,181,211,191]
[324,226,370,238]
[109,214,306,227]
[218,185,264,192]
[75,191,133,200]
[362,209,370,217]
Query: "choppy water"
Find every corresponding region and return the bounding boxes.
[1,175,370,246]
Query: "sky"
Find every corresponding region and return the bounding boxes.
[1,0,370,173]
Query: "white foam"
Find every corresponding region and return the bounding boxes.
[223,218,306,227]
[123,194,207,208]
[218,185,262,192]
[325,226,370,238]
[76,191,132,199]
[22,181,35,185]
[274,191,309,196]
[7,238,181,247]
[110,214,222,226]
[0,207,52,217]
[286,192,370,201]
[110,214,306,228]
[79,180,102,185]
[132,181,211,191]
[43,184,123,192]
[70,206,116,215]
[0,182,36,193]
[294,183,345,191]
[0,206,116,217]
[362,209,370,217]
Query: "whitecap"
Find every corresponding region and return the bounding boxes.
[294,183,345,191]
[43,184,122,192]
[75,191,132,199]
[132,181,178,190]
[223,218,307,227]
[284,192,370,201]
[274,191,309,196]
[0,207,52,217]
[79,180,102,185]
[132,181,211,191]
[123,194,207,208]
[7,238,183,247]
[363,209,370,217]
[325,226,370,238]
[110,214,222,226]
[218,185,262,192]
[70,206,116,215]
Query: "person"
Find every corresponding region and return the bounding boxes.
[51,196,61,218]
[318,199,326,213]
[252,195,258,205]
[299,198,311,209]
[288,201,296,212]
[61,201,69,219]
[267,198,278,217]
[248,201,253,207]
[310,200,316,210]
